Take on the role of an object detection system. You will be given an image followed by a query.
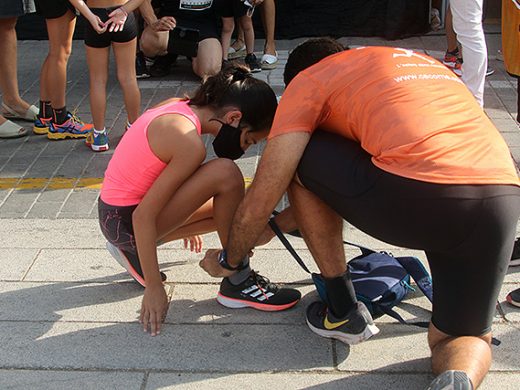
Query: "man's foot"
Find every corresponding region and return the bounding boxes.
[485,67,494,77]
[136,51,151,79]
[106,242,166,287]
[427,370,473,390]
[47,112,93,140]
[506,287,520,308]
[149,53,177,77]
[306,301,379,345]
[510,238,520,266]
[217,270,301,311]
[33,116,52,135]
[244,53,261,73]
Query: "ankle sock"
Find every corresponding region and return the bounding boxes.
[53,106,68,125]
[324,271,357,318]
[228,256,251,285]
[94,127,106,134]
[39,101,52,119]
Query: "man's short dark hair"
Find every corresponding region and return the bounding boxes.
[283,38,346,86]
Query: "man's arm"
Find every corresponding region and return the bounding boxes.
[139,0,159,26]
[200,132,311,276]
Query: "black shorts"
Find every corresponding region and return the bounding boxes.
[98,198,138,255]
[216,0,249,18]
[297,130,520,337]
[35,0,76,19]
[84,7,138,48]
[174,17,219,41]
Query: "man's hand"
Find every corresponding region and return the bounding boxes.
[152,16,176,32]
[140,283,169,336]
[199,249,236,278]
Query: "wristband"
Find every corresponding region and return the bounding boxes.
[218,249,245,271]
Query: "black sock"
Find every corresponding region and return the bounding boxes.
[228,256,251,285]
[53,106,68,125]
[39,101,52,119]
[324,271,357,318]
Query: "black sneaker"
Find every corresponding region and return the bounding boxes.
[106,242,166,287]
[511,238,520,266]
[136,52,150,79]
[217,270,301,311]
[506,287,520,308]
[485,67,495,77]
[244,53,261,73]
[427,370,473,390]
[306,301,379,345]
[149,53,178,77]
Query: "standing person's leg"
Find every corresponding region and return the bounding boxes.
[260,0,278,69]
[221,17,235,61]
[450,0,486,106]
[0,17,37,120]
[112,39,141,125]
[240,16,261,72]
[41,10,75,115]
[85,45,109,132]
[192,38,222,78]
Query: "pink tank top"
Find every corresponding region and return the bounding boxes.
[101,100,202,206]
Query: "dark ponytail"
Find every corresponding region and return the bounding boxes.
[187,62,278,133]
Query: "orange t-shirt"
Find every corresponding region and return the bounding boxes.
[269,46,519,186]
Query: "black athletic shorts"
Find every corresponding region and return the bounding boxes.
[35,0,76,19]
[98,198,138,255]
[84,7,138,48]
[216,0,250,18]
[297,130,520,337]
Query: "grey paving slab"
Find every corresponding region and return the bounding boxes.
[145,372,433,390]
[0,322,334,371]
[337,323,519,372]
[0,249,38,281]
[58,189,99,215]
[25,201,63,219]
[0,370,144,390]
[0,189,40,217]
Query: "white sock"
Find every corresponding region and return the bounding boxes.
[94,127,106,134]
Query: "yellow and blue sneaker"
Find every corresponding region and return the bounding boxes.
[33,116,52,135]
[85,129,109,152]
[47,112,92,140]
[306,301,379,345]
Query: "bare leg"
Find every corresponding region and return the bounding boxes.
[192,38,222,79]
[155,158,245,247]
[86,46,109,130]
[221,17,235,60]
[139,25,169,57]
[260,0,276,56]
[445,6,458,53]
[40,10,76,109]
[112,39,141,124]
[429,323,492,388]
[239,15,255,55]
[287,179,346,278]
[0,17,31,118]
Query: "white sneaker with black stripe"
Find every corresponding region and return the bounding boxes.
[217,270,301,311]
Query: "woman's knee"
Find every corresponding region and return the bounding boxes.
[207,158,244,187]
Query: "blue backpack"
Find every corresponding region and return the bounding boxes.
[268,218,433,326]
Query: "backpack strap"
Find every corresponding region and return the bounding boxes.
[395,256,433,304]
[268,218,311,274]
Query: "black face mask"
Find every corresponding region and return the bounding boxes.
[212,123,245,160]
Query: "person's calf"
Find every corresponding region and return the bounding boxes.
[428,324,492,389]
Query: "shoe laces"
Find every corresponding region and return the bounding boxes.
[67,110,84,125]
[250,271,278,296]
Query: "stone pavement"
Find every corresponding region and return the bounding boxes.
[1,29,519,389]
